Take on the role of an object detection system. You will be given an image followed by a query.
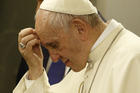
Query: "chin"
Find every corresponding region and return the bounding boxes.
[72,69,81,72]
[72,65,86,72]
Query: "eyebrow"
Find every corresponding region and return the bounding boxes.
[45,41,59,48]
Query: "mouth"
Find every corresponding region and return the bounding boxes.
[64,59,71,66]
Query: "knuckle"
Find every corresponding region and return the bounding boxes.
[32,34,36,38]
[26,42,32,47]
[25,39,39,48]
[32,39,37,45]
[29,34,35,39]
[32,38,37,42]
[21,38,25,43]
[26,28,33,32]
[18,31,23,37]
[27,40,34,47]
[18,29,26,37]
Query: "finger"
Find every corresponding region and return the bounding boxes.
[18,39,41,60]
[25,38,40,53]
[33,30,40,39]
[18,28,34,43]
[20,34,37,46]
[33,45,43,59]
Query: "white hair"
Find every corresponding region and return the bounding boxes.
[37,9,101,32]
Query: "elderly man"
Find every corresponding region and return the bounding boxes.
[16,0,71,86]
[14,0,140,93]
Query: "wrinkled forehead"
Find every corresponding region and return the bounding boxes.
[35,9,50,21]
[35,10,52,35]
[35,9,68,44]
[35,10,49,31]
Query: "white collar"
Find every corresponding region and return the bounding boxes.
[90,19,120,52]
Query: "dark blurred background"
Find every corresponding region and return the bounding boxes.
[0,0,36,92]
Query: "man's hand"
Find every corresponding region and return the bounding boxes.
[18,28,44,80]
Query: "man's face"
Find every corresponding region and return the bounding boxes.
[35,10,87,72]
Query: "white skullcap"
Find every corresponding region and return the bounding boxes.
[40,0,97,15]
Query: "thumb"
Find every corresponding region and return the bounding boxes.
[33,44,43,59]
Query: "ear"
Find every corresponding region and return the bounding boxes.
[71,18,88,41]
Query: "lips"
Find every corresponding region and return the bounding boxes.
[64,59,71,66]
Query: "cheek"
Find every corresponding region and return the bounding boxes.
[61,45,81,60]
[69,44,82,55]
[60,39,81,58]
[59,48,69,57]
[70,37,82,51]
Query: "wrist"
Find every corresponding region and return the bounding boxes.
[28,67,44,80]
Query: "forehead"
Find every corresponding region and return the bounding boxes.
[35,10,56,39]
[35,10,70,45]
[35,10,49,34]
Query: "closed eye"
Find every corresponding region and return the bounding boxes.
[46,41,59,49]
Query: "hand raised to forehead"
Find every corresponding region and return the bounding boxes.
[18,28,44,80]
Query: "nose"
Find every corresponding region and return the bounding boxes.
[49,50,60,62]
[50,54,60,62]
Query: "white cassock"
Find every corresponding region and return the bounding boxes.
[13,19,140,93]
[82,20,140,93]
